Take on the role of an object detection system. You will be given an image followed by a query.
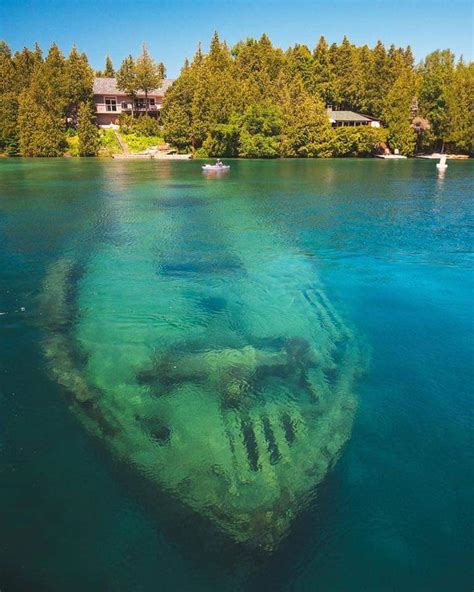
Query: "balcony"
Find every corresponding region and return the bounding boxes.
[122,103,161,112]
[95,103,162,114]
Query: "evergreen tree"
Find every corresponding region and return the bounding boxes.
[0,34,471,158]
[281,76,334,157]
[104,55,115,77]
[77,102,100,156]
[65,46,93,125]
[0,42,15,95]
[17,43,67,156]
[0,93,19,153]
[135,44,163,112]
[383,69,417,155]
[163,102,191,149]
[419,49,455,150]
[117,55,138,116]
[190,70,211,148]
[18,95,66,156]
[28,43,67,115]
[237,101,282,158]
[12,45,43,91]
[312,36,333,105]
[366,40,390,116]
[445,60,474,154]
[0,40,11,58]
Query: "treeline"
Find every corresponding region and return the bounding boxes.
[0,41,100,156]
[0,41,164,156]
[162,33,473,157]
[0,35,472,157]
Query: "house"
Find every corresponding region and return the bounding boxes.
[93,77,174,126]
[327,108,381,128]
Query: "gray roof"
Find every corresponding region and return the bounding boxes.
[93,77,174,96]
[327,109,379,123]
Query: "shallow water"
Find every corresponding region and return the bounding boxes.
[0,159,472,591]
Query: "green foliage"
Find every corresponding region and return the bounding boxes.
[383,68,417,155]
[121,133,163,153]
[64,46,93,125]
[281,77,334,157]
[445,61,474,154]
[116,55,138,107]
[237,102,282,158]
[65,134,79,156]
[203,123,240,156]
[135,44,163,106]
[99,129,122,156]
[0,92,19,151]
[18,96,66,156]
[193,147,209,158]
[77,102,100,156]
[162,102,192,149]
[332,127,387,157]
[133,114,161,136]
[0,36,471,158]
[118,113,161,136]
[419,50,455,149]
[103,55,115,77]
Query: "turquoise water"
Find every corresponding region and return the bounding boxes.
[0,159,472,590]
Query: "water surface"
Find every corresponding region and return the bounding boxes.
[1,159,472,591]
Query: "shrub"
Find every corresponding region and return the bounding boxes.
[118,113,161,136]
[193,147,209,158]
[99,129,122,156]
[121,133,163,153]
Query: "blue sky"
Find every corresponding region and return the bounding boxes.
[1,0,473,77]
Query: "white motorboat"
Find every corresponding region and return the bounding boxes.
[202,163,230,172]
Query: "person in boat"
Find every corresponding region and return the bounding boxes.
[216,159,223,167]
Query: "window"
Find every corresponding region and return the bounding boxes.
[149,98,155,106]
[105,97,117,112]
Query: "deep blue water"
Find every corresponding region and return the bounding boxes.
[0,159,472,591]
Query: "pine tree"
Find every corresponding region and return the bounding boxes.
[77,102,100,156]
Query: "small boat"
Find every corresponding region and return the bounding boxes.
[202,163,230,172]
[436,155,448,171]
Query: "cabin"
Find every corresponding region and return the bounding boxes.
[327,107,381,128]
[93,77,174,127]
